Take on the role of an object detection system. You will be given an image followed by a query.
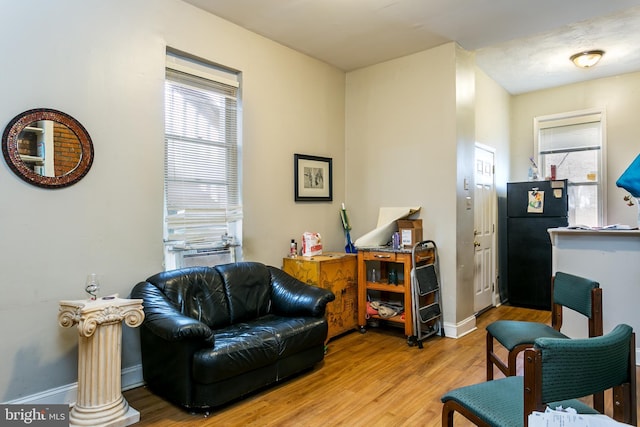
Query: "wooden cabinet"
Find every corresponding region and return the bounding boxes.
[283,253,357,340]
[357,248,415,337]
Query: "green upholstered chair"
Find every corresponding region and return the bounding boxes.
[442,324,636,427]
[486,272,603,410]
[486,272,602,375]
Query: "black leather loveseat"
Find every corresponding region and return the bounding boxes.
[130,262,335,410]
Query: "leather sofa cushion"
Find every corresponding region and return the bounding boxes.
[267,316,327,358]
[146,267,231,330]
[216,262,272,324]
[192,314,327,384]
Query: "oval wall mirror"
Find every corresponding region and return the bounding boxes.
[2,108,94,188]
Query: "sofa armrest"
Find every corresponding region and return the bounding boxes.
[268,266,335,317]
[131,281,214,345]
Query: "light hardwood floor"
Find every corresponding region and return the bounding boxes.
[124,305,638,426]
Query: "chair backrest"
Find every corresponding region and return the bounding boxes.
[524,324,637,425]
[551,272,602,336]
[553,271,598,316]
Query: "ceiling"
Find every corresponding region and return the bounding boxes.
[182,0,640,94]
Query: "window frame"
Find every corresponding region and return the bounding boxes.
[163,51,242,269]
[533,108,607,226]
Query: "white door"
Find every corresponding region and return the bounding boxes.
[473,145,496,313]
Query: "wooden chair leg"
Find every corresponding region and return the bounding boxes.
[507,344,532,377]
[487,331,511,379]
[441,401,455,427]
[488,339,527,379]
[593,391,604,414]
[441,401,491,427]
[507,348,519,376]
[486,331,494,380]
[613,384,633,424]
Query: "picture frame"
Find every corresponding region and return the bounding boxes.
[294,154,333,201]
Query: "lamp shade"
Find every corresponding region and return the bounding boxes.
[616,154,640,197]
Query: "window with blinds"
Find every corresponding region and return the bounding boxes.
[534,109,605,226]
[163,52,242,261]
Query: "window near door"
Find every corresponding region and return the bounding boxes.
[163,51,242,269]
[534,109,605,227]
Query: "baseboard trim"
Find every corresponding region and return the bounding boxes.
[121,364,145,391]
[4,364,144,405]
[442,315,477,339]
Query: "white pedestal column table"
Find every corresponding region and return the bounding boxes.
[58,295,144,427]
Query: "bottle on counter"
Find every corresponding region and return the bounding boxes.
[290,239,298,258]
[392,232,400,250]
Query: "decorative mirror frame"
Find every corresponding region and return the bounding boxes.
[2,108,94,188]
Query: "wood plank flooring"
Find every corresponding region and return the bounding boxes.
[124,305,638,426]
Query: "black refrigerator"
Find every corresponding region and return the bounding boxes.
[506,180,568,310]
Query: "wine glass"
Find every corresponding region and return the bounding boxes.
[85,273,100,300]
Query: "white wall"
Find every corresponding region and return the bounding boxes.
[511,72,640,227]
[0,0,345,402]
[345,43,475,334]
[453,46,477,329]
[344,43,514,335]
[475,66,512,301]
[475,67,512,195]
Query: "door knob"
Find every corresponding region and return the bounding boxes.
[474,241,480,247]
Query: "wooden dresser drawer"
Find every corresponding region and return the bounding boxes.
[362,251,396,262]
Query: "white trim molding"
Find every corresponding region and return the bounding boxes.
[4,365,144,406]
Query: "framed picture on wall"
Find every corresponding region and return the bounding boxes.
[294,154,333,201]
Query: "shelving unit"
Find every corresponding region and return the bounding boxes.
[357,247,419,338]
[17,125,44,170]
[17,122,53,175]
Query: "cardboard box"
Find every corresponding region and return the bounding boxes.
[397,219,423,248]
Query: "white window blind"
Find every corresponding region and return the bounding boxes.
[164,55,241,250]
[538,113,601,154]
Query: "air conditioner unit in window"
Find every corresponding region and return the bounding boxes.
[167,247,236,270]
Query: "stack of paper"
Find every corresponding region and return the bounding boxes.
[528,407,628,427]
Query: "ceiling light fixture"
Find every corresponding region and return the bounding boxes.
[570,50,605,68]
